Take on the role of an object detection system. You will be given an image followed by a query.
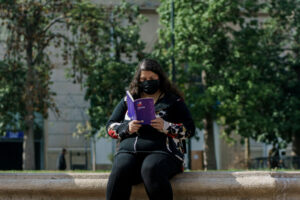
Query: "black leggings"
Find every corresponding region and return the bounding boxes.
[106,152,182,200]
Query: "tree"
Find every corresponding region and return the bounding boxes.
[69,1,145,170]
[0,0,110,170]
[155,0,240,170]
[213,0,300,158]
[0,0,73,169]
[70,0,145,131]
[155,0,300,170]
[261,0,300,156]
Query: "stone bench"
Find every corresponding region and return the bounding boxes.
[0,171,300,200]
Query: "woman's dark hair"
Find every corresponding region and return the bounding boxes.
[129,59,183,99]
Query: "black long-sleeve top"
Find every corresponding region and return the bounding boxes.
[106,92,195,162]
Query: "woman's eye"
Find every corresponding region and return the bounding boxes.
[140,77,157,82]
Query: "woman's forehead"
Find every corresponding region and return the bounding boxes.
[140,70,158,77]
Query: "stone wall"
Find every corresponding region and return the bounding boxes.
[1,171,300,200]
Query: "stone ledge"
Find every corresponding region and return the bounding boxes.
[0,171,300,200]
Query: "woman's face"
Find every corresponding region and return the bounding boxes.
[139,70,159,82]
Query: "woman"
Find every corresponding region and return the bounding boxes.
[106,59,195,200]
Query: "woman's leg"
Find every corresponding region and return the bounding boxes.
[141,153,182,200]
[106,152,140,200]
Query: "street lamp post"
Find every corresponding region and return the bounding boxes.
[171,0,176,83]
[170,0,191,170]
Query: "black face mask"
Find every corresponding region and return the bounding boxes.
[140,80,160,95]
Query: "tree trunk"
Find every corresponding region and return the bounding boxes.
[203,114,217,170]
[244,137,251,169]
[23,115,35,170]
[92,137,96,171]
[292,133,300,156]
[23,37,36,170]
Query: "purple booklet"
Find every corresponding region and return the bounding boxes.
[126,91,156,125]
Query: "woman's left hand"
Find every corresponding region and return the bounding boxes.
[150,117,165,133]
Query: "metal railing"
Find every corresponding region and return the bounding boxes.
[250,156,300,169]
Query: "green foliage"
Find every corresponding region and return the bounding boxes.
[86,60,135,135]
[0,0,145,139]
[0,0,75,134]
[155,0,300,148]
[0,60,25,134]
[0,0,109,169]
[69,1,145,137]
[216,1,300,147]
[156,0,240,129]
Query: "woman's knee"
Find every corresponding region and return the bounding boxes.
[140,154,181,181]
[110,153,136,178]
[141,158,169,183]
[141,161,159,179]
[110,165,129,180]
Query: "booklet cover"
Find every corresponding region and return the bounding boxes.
[126,91,156,125]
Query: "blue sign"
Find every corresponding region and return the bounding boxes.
[3,131,24,139]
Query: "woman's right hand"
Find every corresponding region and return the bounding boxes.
[128,120,143,134]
